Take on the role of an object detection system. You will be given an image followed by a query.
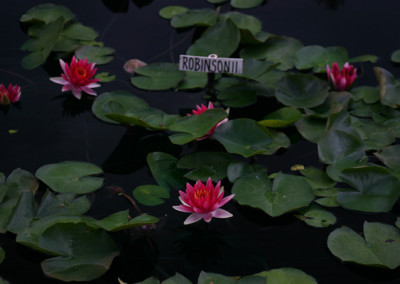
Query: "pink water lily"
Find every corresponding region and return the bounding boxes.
[173,178,235,225]
[187,101,228,140]
[326,62,357,91]
[50,56,100,100]
[0,83,21,105]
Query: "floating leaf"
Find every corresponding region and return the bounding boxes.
[60,22,98,41]
[255,268,318,284]
[147,152,186,191]
[328,222,400,269]
[374,67,400,107]
[176,71,207,90]
[177,152,233,181]
[187,19,240,58]
[35,161,104,194]
[7,192,37,234]
[220,12,261,36]
[295,115,327,143]
[36,190,91,218]
[295,45,348,71]
[92,90,149,124]
[374,145,400,170]
[217,84,257,107]
[131,63,185,90]
[133,185,170,206]
[20,4,75,24]
[75,46,115,65]
[258,107,302,128]
[169,109,228,144]
[391,49,400,63]
[348,54,378,64]
[337,166,400,213]
[230,0,264,9]
[296,205,336,228]
[39,223,119,282]
[275,74,329,108]
[159,6,188,20]
[162,273,192,284]
[227,161,267,183]
[198,271,236,284]
[94,211,159,232]
[240,36,303,70]
[171,9,217,28]
[0,168,39,201]
[214,118,289,157]
[351,86,380,103]
[233,172,314,217]
[95,72,115,83]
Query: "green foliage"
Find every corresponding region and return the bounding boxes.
[75,46,115,65]
[133,185,170,206]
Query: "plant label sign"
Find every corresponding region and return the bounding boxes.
[179,54,243,74]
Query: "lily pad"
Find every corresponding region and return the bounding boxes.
[159,6,188,20]
[275,74,329,108]
[337,166,400,213]
[75,46,115,65]
[39,223,119,282]
[233,172,314,217]
[255,268,318,284]
[296,205,336,228]
[177,152,233,181]
[374,145,400,170]
[391,49,400,63]
[374,67,400,107]
[351,86,380,103]
[198,271,236,284]
[146,152,187,191]
[227,161,267,183]
[35,161,104,194]
[295,115,327,143]
[171,9,217,28]
[217,84,257,107]
[92,90,149,124]
[230,0,264,9]
[7,191,37,234]
[169,109,228,144]
[220,12,262,36]
[328,221,400,269]
[300,167,336,190]
[60,23,98,41]
[295,45,348,71]
[0,168,39,201]
[133,185,170,206]
[94,211,159,232]
[187,19,240,58]
[176,71,207,90]
[20,4,75,24]
[131,63,186,91]
[259,107,302,128]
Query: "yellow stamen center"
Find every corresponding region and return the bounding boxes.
[194,188,209,199]
[76,67,87,77]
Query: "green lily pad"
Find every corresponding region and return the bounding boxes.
[259,107,302,128]
[0,246,4,264]
[295,115,327,143]
[391,49,400,63]
[133,185,170,206]
[198,271,236,284]
[233,172,314,217]
[95,72,115,83]
[315,197,340,207]
[241,36,303,70]
[177,152,233,181]
[187,19,240,58]
[0,168,39,201]
[295,45,348,71]
[255,268,318,284]
[220,12,262,36]
[300,167,336,190]
[396,218,400,229]
[7,192,37,234]
[348,54,378,64]
[296,205,336,228]
[147,152,187,191]
[39,223,119,282]
[36,190,91,218]
[61,22,98,41]
[328,221,400,269]
[169,109,228,144]
[163,273,192,284]
[75,46,115,65]
[337,166,400,213]
[176,71,207,90]
[275,74,329,108]
[171,9,217,28]
[325,153,368,182]
[238,59,276,80]
[92,90,149,124]
[351,86,380,103]
[217,84,257,107]
[374,145,400,170]
[214,118,290,157]
[159,6,188,20]
[94,211,159,232]
[230,0,264,9]
[20,4,75,24]
[227,161,266,183]
[131,63,186,90]
[374,67,400,107]
[35,161,104,194]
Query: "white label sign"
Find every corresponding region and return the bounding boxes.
[179,55,243,74]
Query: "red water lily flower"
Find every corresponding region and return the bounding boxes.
[187,101,228,140]
[0,83,21,105]
[173,178,235,225]
[326,62,357,91]
[50,56,100,100]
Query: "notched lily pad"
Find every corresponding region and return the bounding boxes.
[296,205,336,228]
[75,46,115,65]
[35,161,104,194]
[159,6,188,20]
[133,185,170,206]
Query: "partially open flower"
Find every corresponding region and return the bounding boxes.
[50,56,100,100]
[0,83,21,105]
[326,62,357,91]
[173,178,235,225]
[187,101,228,140]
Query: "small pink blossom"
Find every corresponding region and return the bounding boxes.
[187,101,228,140]
[50,56,100,100]
[0,83,21,105]
[326,62,357,91]
[173,178,235,225]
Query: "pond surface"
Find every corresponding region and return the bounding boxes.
[1,0,400,283]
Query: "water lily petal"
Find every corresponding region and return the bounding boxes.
[212,208,233,219]
[184,213,204,225]
[50,77,68,85]
[218,194,235,207]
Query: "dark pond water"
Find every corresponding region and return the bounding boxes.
[1,0,400,283]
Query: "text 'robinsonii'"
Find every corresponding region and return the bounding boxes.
[179,54,243,74]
